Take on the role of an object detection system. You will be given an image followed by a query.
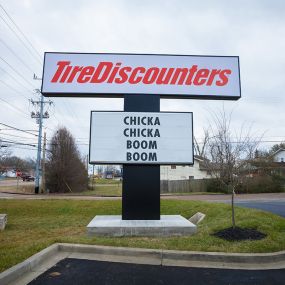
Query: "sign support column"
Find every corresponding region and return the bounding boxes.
[123,94,160,220]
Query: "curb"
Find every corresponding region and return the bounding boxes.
[1,243,285,285]
[0,244,59,285]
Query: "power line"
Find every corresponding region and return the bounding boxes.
[4,145,37,151]
[0,79,30,100]
[0,4,43,62]
[0,133,35,143]
[0,66,32,94]
[0,39,35,74]
[196,140,285,145]
[0,122,38,137]
[0,56,35,88]
[0,138,36,147]
[0,11,42,66]
[0,128,37,132]
[0,97,30,117]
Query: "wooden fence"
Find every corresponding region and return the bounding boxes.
[160,179,208,193]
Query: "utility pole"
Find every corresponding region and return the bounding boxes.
[31,75,53,194]
[41,132,46,193]
[34,90,43,194]
[32,94,53,194]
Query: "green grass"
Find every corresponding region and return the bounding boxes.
[73,185,122,196]
[0,199,285,273]
[92,178,122,185]
[0,185,34,193]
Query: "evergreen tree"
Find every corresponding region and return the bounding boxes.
[46,127,88,193]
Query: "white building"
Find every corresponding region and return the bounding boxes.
[160,156,211,181]
[272,149,285,163]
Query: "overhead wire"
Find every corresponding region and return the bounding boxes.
[0,66,32,94]
[0,133,38,142]
[0,97,31,118]
[0,5,89,156]
[0,56,36,89]
[0,4,43,62]
[4,145,36,151]
[0,39,36,74]
[0,139,36,147]
[0,122,38,137]
[0,79,30,100]
[0,12,42,66]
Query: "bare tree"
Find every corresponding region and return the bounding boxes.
[46,127,88,193]
[194,128,209,157]
[204,109,261,228]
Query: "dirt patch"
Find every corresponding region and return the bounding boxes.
[213,227,267,241]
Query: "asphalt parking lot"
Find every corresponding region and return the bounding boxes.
[28,258,285,285]
[234,201,285,217]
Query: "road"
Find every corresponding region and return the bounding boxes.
[234,200,285,217]
[28,258,285,285]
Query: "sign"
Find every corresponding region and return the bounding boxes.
[42,53,241,100]
[89,111,193,164]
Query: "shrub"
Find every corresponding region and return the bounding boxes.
[206,175,284,194]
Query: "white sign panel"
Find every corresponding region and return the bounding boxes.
[89,111,193,164]
[42,53,241,100]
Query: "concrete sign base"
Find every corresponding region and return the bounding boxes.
[86,215,197,237]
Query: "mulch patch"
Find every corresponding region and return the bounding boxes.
[213,227,267,241]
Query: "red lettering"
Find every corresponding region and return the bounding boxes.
[50,61,233,88]
[156,68,174,84]
[170,68,188,85]
[60,66,72,83]
[185,65,198,85]
[206,69,221,86]
[142,67,159,84]
[51,61,70,82]
[77,66,95,83]
[115,66,132,84]
[129,67,145,84]
[107,62,122,83]
[193,69,210,85]
[91,62,113,83]
[216,69,231,86]
[67,66,83,83]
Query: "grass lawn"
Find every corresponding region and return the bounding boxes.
[91,178,122,185]
[0,199,285,273]
[0,185,34,194]
[81,184,122,196]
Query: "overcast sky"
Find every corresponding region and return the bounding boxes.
[0,0,284,160]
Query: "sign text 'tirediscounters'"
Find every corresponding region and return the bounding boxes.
[42,53,240,99]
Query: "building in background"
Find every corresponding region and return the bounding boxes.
[160,156,211,181]
[273,149,285,163]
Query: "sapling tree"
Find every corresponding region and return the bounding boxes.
[203,109,261,228]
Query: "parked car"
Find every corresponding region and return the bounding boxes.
[22,175,35,182]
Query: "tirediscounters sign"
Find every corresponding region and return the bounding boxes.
[41,53,241,100]
[89,111,193,164]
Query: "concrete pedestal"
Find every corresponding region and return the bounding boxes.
[87,215,197,237]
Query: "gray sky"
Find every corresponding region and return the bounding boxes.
[0,0,284,159]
